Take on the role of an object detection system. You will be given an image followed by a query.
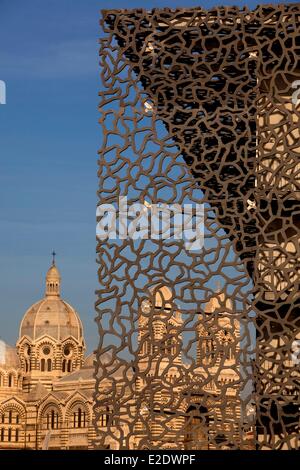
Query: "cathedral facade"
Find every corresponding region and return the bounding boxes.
[0,261,96,450]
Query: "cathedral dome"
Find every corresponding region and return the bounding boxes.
[204,292,233,314]
[149,285,174,309]
[83,353,95,369]
[19,260,84,342]
[19,298,83,342]
[0,340,20,369]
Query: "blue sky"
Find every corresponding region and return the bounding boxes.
[0,0,283,351]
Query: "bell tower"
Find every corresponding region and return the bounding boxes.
[45,251,60,298]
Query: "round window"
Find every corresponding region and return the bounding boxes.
[64,346,72,357]
[43,346,51,356]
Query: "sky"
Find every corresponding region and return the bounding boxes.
[0,0,284,352]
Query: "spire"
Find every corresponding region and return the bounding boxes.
[45,253,61,298]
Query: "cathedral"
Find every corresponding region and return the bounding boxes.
[95,286,254,450]
[0,260,252,450]
[0,260,96,449]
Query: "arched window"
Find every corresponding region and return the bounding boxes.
[142,338,153,355]
[164,337,176,356]
[62,359,66,372]
[67,360,72,372]
[51,410,58,429]
[51,410,55,429]
[41,359,45,372]
[1,410,23,443]
[78,408,82,428]
[47,359,52,372]
[78,408,83,428]
[72,406,87,428]
[8,374,13,387]
[201,337,216,363]
[219,331,234,361]
[208,339,216,359]
[100,406,111,427]
[44,407,59,430]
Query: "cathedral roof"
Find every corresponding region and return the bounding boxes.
[18,261,84,343]
[56,368,95,383]
[0,340,20,369]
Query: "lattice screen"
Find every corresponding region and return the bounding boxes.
[95,4,300,450]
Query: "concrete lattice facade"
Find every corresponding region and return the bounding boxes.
[96,4,300,449]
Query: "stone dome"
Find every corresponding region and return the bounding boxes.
[19,262,84,342]
[204,291,233,314]
[83,352,113,369]
[19,298,83,342]
[83,353,95,369]
[0,340,20,369]
[153,285,173,308]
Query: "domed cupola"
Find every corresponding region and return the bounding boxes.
[16,256,85,391]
